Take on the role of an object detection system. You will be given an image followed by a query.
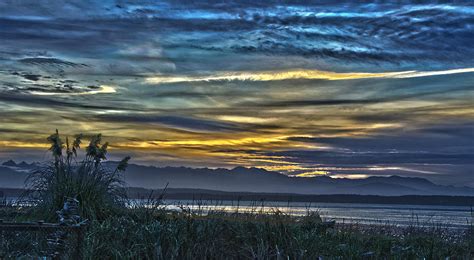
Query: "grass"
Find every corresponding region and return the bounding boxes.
[2,204,472,259]
[1,131,473,259]
[22,130,130,220]
[5,194,474,259]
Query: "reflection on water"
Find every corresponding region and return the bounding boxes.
[148,200,473,228]
[5,196,472,229]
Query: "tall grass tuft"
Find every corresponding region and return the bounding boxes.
[24,130,131,220]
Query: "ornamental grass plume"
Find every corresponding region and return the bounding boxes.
[24,130,131,220]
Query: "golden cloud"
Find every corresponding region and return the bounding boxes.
[146,68,474,84]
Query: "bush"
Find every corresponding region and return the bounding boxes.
[24,130,130,220]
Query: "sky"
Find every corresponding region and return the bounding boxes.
[0,1,473,187]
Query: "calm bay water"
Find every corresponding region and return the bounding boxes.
[159,200,473,228]
[6,196,472,228]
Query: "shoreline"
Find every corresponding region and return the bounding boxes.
[2,187,474,206]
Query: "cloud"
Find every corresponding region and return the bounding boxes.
[18,57,87,67]
[145,68,474,84]
[29,84,116,96]
[0,1,473,187]
[391,68,474,78]
[288,122,474,155]
[2,1,473,75]
[0,92,132,111]
[0,69,118,96]
[95,114,241,133]
[18,73,41,81]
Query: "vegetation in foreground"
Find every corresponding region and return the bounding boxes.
[1,205,473,259]
[1,131,473,259]
[24,130,130,220]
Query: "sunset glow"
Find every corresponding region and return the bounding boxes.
[0,1,473,187]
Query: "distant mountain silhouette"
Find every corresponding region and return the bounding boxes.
[1,160,473,196]
[2,160,37,169]
[2,160,17,167]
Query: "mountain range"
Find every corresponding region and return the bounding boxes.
[1,160,473,196]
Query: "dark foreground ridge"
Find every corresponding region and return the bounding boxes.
[2,187,473,206]
[127,187,474,206]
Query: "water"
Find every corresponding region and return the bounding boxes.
[158,200,473,229]
[6,196,472,229]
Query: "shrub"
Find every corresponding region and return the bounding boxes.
[24,130,131,220]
